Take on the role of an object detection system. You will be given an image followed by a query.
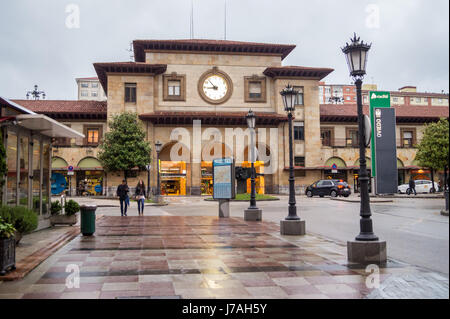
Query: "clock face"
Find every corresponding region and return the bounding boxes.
[198,69,233,104]
[202,75,228,101]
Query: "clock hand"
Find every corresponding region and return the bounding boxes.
[208,79,218,89]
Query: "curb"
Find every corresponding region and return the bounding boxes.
[331,197,394,203]
[204,198,280,202]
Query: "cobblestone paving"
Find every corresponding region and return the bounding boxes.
[0,216,447,299]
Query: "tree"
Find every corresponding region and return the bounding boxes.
[98,112,151,180]
[415,118,449,192]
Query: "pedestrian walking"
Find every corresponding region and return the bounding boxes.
[408,178,417,196]
[135,179,146,215]
[117,179,130,216]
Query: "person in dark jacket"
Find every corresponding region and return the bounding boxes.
[408,178,417,196]
[116,180,130,216]
[135,179,146,215]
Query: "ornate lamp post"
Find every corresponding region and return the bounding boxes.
[342,33,386,263]
[155,141,162,201]
[145,164,151,198]
[244,110,262,221]
[26,85,46,100]
[279,84,305,235]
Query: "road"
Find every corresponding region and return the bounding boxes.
[92,195,449,275]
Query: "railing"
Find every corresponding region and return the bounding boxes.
[322,138,422,149]
[321,138,359,148]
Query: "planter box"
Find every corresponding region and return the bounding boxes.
[0,237,16,276]
[14,231,23,245]
[50,214,77,226]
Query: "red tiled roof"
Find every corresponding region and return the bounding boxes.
[139,111,288,125]
[93,62,167,94]
[320,104,449,123]
[264,66,334,80]
[133,39,296,62]
[11,100,107,120]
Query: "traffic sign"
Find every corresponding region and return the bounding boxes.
[68,166,74,172]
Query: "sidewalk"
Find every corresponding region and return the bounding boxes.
[0,215,447,299]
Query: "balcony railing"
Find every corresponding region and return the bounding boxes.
[321,138,359,148]
[321,138,421,148]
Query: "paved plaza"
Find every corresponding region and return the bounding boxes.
[0,207,448,299]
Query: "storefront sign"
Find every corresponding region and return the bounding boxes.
[212,158,236,200]
[369,91,391,177]
[374,107,398,194]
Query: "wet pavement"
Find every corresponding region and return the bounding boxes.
[0,215,447,299]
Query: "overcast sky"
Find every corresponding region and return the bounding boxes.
[0,0,448,100]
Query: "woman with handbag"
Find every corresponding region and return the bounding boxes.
[135,179,146,215]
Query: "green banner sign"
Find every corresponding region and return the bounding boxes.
[369,91,391,176]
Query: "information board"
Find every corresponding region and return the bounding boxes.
[213,158,235,200]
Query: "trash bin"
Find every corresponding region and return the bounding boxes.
[80,205,97,236]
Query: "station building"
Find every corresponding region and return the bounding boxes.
[10,39,449,197]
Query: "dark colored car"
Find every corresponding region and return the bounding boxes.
[305,180,351,198]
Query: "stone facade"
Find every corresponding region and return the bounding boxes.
[39,39,448,197]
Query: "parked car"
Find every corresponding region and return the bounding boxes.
[305,180,351,198]
[397,180,439,194]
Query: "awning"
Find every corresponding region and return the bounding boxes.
[15,114,84,139]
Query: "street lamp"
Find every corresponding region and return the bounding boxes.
[26,85,46,100]
[246,110,257,209]
[155,141,162,199]
[281,84,299,220]
[342,33,378,242]
[243,109,262,221]
[343,33,386,264]
[279,84,305,235]
[145,164,151,198]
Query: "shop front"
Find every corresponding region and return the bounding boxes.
[201,161,213,195]
[76,157,104,196]
[51,157,69,195]
[160,161,187,196]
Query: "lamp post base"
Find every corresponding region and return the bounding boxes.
[244,208,262,221]
[347,240,387,264]
[280,220,305,236]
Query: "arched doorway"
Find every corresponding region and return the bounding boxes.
[51,157,69,195]
[159,142,190,196]
[238,144,273,195]
[324,157,348,181]
[76,157,104,196]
